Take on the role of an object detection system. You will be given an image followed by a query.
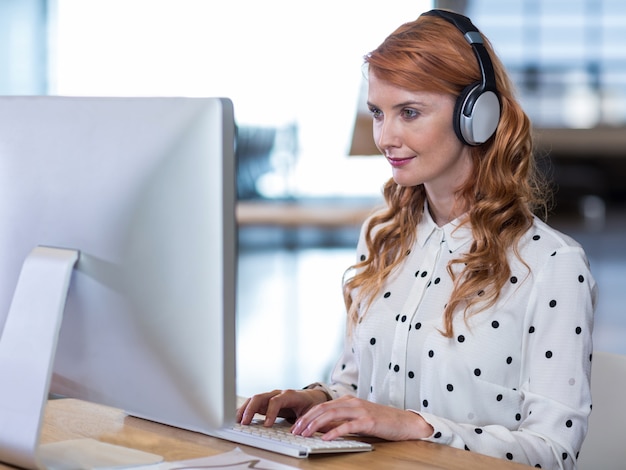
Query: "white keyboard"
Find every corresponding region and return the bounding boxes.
[217,420,372,458]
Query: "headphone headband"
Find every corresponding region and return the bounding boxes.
[421,9,497,94]
[420,9,501,145]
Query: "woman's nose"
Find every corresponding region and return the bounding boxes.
[375,118,400,153]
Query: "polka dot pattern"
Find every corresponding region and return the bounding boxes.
[320,206,596,469]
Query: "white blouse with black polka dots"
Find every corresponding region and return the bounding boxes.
[316,206,598,469]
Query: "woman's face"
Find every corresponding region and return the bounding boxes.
[367,71,473,201]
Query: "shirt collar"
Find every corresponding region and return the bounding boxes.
[416,202,473,253]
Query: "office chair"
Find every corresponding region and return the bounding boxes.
[577,350,626,470]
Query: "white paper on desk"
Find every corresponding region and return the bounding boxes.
[136,447,298,470]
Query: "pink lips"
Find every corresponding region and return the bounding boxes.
[387,156,415,168]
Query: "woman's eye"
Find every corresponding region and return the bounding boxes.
[368,106,382,119]
[401,108,418,119]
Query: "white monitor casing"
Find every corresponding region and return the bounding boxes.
[0,96,237,468]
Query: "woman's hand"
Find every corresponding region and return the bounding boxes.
[236,389,329,427]
[291,395,434,441]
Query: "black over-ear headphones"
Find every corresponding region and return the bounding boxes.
[421,9,501,146]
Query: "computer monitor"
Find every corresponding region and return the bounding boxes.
[0,96,237,469]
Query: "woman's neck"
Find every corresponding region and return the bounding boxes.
[427,195,468,227]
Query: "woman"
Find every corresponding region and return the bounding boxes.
[237,9,597,469]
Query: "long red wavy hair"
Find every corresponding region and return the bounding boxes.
[343,12,550,337]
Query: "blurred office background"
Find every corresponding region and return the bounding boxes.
[1,0,624,397]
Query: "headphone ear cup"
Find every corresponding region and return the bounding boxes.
[452,83,478,145]
[453,82,501,146]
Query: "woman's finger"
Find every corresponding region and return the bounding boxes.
[292,397,364,437]
[237,390,282,425]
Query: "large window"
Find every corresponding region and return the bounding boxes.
[0,0,47,94]
[467,0,626,128]
[48,0,431,198]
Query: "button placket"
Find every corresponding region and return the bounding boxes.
[388,228,445,408]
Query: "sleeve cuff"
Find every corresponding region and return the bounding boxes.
[302,382,334,401]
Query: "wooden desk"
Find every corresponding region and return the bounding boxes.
[5,398,530,470]
[237,200,378,229]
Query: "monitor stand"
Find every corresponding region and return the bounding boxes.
[0,246,162,470]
